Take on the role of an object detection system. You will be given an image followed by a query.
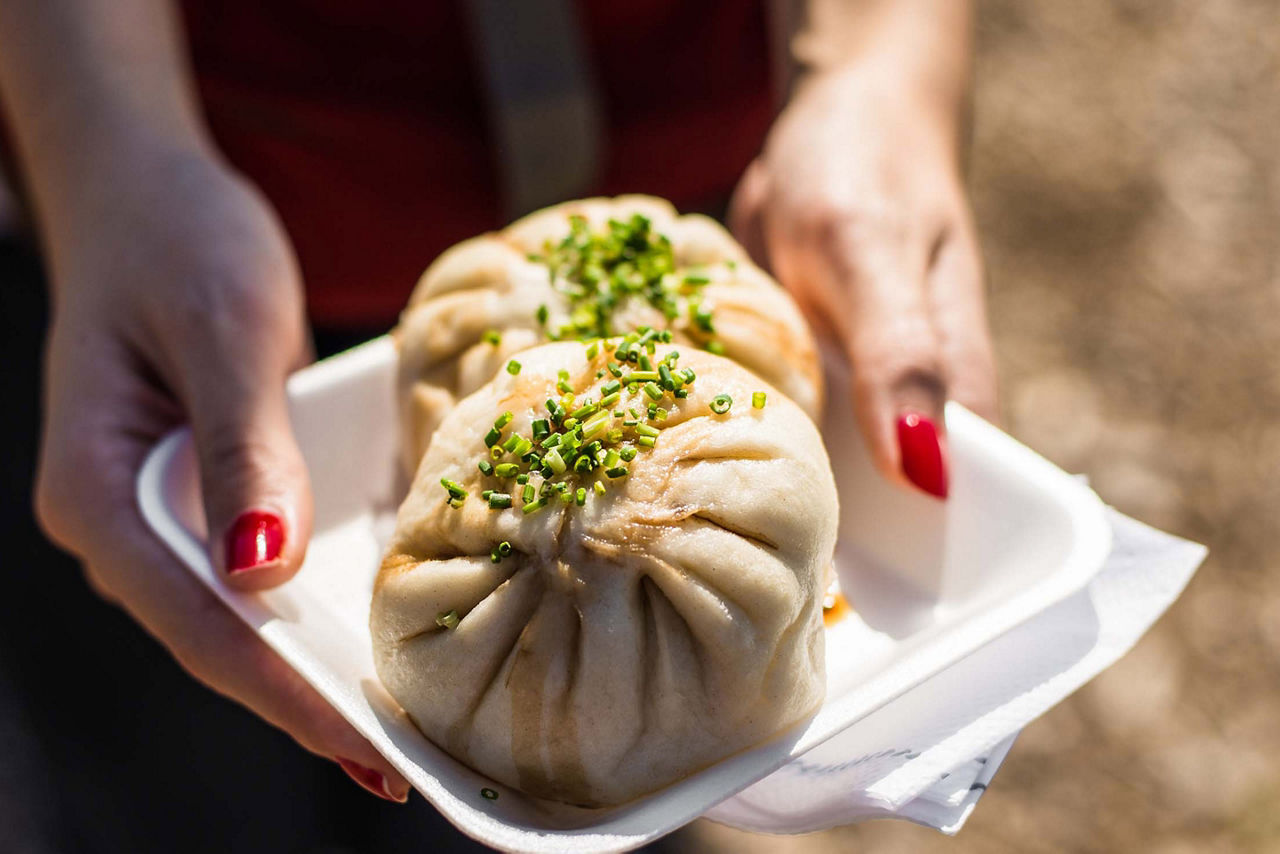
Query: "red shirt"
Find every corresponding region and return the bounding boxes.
[180,0,775,328]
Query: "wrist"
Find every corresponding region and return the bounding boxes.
[32,127,217,267]
[785,61,969,164]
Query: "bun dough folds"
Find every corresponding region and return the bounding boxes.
[372,342,837,806]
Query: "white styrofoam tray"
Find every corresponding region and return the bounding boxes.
[137,336,1111,852]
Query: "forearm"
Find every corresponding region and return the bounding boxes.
[0,0,209,251]
[778,0,973,136]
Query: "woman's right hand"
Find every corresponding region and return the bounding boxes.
[32,141,411,801]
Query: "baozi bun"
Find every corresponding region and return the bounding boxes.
[371,340,837,806]
[395,195,823,472]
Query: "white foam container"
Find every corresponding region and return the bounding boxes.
[137,336,1111,853]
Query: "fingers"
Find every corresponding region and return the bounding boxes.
[100,513,410,802]
[35,349,409,802]
[174,294,314,592]
[928,211,999,425]
[811,210,952,499]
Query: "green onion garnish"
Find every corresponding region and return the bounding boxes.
[484,427,502,447]
[506,360,522,375]
[494,411,513,429]
[488,492,513,509]
[482,329,501,346]
[594,480,607,495]
[753,391,767,409]
[710,394,732,414]
[478,460,494,476]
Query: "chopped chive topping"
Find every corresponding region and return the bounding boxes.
[643,382,664,401]
[753,391,767,409]
[674,389,689,398]
[506,360,522,375]
[619,446,638,462]
[692,303,715,332]
[637,435,657,448]
[536,304,549,324]
[488,492,513,509]
[706,340,726,355]
[710,394,733,415]
[606,466,629,479]
[498,542,512,556]
[586,340,599,359]
[544,448,567,474]
[594,480,607,495]
[575,487,587,506]
[531,419,550,439]
[478,460,494,476]
[440,478,467,499]
[684,273,711,285]
[517,473,529,484]
[494,463,519,478]
[607,362,624,378]
[494,411,513,429]
[482,329,501,346]
[635,423,660,438]
[484,427,502,447]
[481,788,499,801]
[522,498,546,515]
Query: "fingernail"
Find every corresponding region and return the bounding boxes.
[337,758,405,803]
[224,510,284,574]
[897,412,949,499]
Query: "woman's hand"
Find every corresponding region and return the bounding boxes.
[731,62,998,498]
[32,141,410,801]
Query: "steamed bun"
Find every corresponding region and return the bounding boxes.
[371,340,837,806]
[395,195,823,472]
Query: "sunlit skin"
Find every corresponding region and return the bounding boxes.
[0,0,995,800]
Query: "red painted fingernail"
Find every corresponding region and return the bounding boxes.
[337,758,404,803]
[897,412,949,499]
[224,510,284,574]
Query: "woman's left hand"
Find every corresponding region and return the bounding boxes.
[730,62,998,499]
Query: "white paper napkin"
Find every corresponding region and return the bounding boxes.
[703,508,1206,836]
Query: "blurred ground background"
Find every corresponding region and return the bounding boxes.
[682,1,1280,852]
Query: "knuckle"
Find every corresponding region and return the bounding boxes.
[850,328,948,403]
[197,432,279,488]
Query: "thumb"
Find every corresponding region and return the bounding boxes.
[185,354,314,592]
